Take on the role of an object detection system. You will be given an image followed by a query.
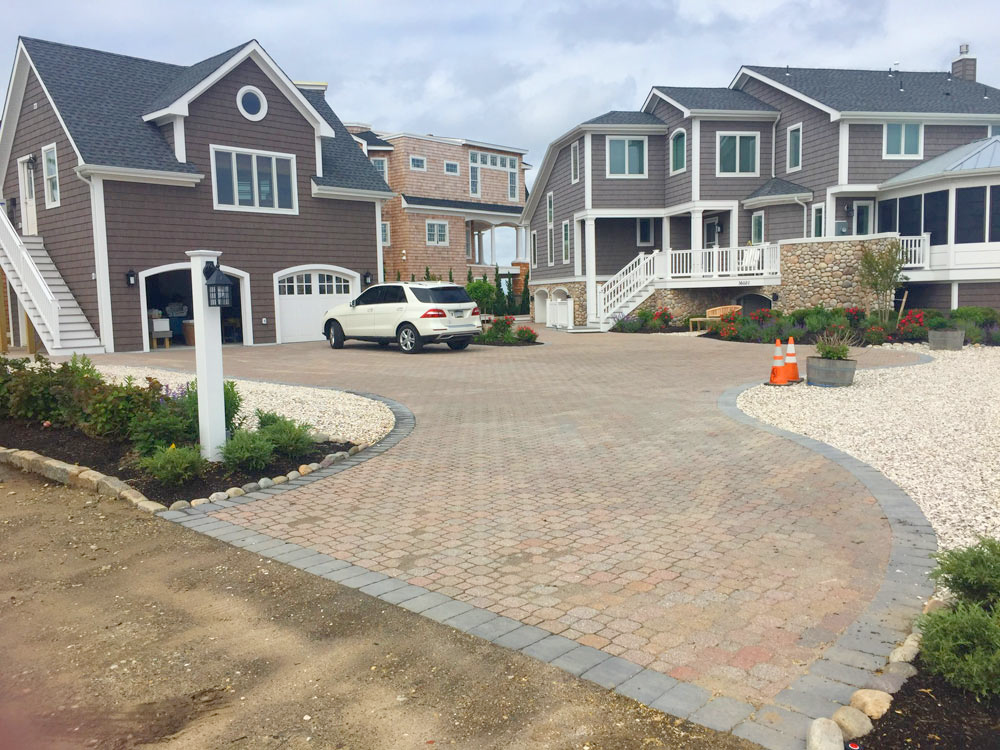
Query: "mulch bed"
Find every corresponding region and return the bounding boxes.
[863,658,1000,749]
[471,340,542,346]
[611,325,689,334]
[700,329,825,345]
[1,418,352,505]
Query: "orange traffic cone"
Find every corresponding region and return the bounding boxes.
[767,339,789,386]
[783,336,802,382]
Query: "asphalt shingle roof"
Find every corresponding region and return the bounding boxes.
[653,87,775,112]
[882,135,1000,186]
[21,37,200,173]
[745,177,812,200]
[300,89,392,194]
[402,194,522,215]
[744,65,1000,114]
[354,130,393,149]
[582,111,665,126]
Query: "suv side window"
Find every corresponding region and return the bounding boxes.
[354,287,382,306]
[381,285,406,304]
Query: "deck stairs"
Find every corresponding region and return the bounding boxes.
[593,250,660,331]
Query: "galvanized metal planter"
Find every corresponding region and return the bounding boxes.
[928,329,964,351]
[806,356,857,387]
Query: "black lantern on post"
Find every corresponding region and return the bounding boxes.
[203,261,234,307]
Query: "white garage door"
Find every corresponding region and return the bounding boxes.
[277,270,355,343]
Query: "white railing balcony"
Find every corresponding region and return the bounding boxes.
[899,233,930,269]
[668,244,780,280]
[0,209,61,348]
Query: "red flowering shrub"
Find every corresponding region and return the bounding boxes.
[864,325,887,345]
[895,310,928,341]
[719,323,739,340]
[514,326,538,343]
[653,307,673,325]
[719,310,742,324]
[844,307,865,328]
[749,308,777,324]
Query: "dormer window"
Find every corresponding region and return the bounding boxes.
[236,85,267,122]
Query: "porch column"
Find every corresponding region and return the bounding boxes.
[585,218,597,323]
[661,217,669,251]
[490,226,496,265]
[950,282,959,310]
[690,209,704,276]
[730,208,739,248]
[466,222,472,260]
[515,225,524,260]
[476,230,484,265]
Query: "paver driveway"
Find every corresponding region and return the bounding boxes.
[94,332,918,706]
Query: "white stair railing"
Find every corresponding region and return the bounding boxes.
[597,250,660,322]
[0,209,61,348]
[899,233,930,269]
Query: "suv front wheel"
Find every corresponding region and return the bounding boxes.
[326,320,345,349]
[397,323,423,353]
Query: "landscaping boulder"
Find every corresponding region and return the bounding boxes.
[272,476,287,485]
[241,482,260,494]
[170,501,191,510]
[209,491,229,503]
[832,706,873,740]
[885,661,917,680]
[864,672,907,693]
[190,498,211,507]
[807,718,843,750]
[297,464,312,476]
[851,689,892,719]
[96,475,129,499]
[226,487,245,498]
[286,470,300,480]
[136,499,166,513]
[347,445,361,456]
[258,477,274,489]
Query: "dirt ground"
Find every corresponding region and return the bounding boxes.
[0,466,758,750]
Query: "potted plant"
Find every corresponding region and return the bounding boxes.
[927,315,964,351]
[807,328,858,387]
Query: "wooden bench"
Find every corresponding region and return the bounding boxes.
[689,305,742,332]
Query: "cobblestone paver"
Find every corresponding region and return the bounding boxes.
[94,333,919,706]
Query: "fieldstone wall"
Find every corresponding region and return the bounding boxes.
[771,237,888,311]
[529,281,588,326]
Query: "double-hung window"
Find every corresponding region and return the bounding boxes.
[717,132,758,176]
[670,130,686,174]
[751,211,765,244]
[508,170,518,200]
[562,220,571,263]
[370,157,387,180]
[530,231,538,267]
[469,165,480,197]
[812,204,825,238]
[786,123,802,173]
[546,192,555,265]
[570,141,580,183]
[547,228,554,265]
[41,143,59,208]
[883,123,922,158]
[381,221,391,246]
[606,136,646,177]
[426,220,448,246]
[409,155,427,171]
[212,145,296,214]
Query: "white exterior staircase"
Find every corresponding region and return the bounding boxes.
[594,250,662,331]
[0,209,104,355]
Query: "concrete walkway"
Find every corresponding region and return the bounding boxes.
[94,332,927,745]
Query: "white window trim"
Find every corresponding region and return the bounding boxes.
[210,144,299,215]
[425,219,449,246]
[530,230,538,268]
[716,131,760,177]
[636,217,654,246]
[786,122,803,174]
[547,227,555,266]
[882,122,923,160]
[811,203,825,238]
[409,155,427,171]
[236,85,267,122]
[570,141,580,184]
[669,128,687,176]
[605,135,648,179]
[751,210,765,244]
[546,192,554,224]
[41,142,60,209]
[444,160,460,175]
[469,165,480,197]
[381,221,391,246]
[370,156,387,177]
[562,220,571,263]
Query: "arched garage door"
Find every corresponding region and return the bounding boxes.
[275,266,358,343]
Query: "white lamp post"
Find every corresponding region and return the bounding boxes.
[186,249,231,461]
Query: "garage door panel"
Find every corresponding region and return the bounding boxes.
[277,270,354,343]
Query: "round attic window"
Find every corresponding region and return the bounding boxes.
[237,85,267,121]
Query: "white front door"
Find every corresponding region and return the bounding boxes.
[853,200,874,236]
[276,269,355,343]
[17,156,37,236]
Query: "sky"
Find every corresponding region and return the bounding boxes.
[2,0,998,265]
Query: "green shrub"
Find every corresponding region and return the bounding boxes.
[930,538,1000,609]
[986,328,1000,346]
[788,308,811,324]
[86,378,161,437]
[259,416,314,458]
[760,324,781,343]
[815,328,857,359]
[803,313,828,334]
[6,356,62,422]
[514,326,538,342]
[612,317,643,333]
[737,322,763,342]
[130,405,198,455]
[0,356,31,418]
[951,306,999,327]
[139,444,207,485]
[636,307,655,327]
[221,429,275,471]
[863,325,889,345]
[919,601,1000,698]
[959,320,983,344]
[254,409,282,429]
[927,315,957,331]
[465,280,495,314]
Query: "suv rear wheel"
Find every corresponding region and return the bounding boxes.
[397,323,423,353]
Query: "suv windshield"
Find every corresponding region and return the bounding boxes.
[410,286,472,304]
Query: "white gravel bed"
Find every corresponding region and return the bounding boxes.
[96,365,395,447]
[738,346,1000,549]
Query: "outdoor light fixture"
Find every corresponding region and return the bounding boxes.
[771,293,780,302]
[844,204,854,217]
[125,268,137,287]
[363,270,373,286]
[203,261,234,307]
[25,154,36,171]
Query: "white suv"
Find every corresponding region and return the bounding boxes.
[322,282,481,353]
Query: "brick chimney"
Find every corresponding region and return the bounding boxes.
[951,44,977,82]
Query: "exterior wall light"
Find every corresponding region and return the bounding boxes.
[363,270,373,286]
[126,268,137,287]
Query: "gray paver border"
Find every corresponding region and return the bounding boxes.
[151,353,936,750]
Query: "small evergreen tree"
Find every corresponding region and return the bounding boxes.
[395,270,401,281]
[467,267,473,283]
[506,278,516,313]
[448,268,454,283]
[411,273,416,282]
[493,266,505,315]
[519,268,530,315]
[424,266,432,281]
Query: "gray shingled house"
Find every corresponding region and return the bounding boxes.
[1,37,392,354]
[523,46,1000,329]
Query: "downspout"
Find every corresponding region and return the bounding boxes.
[771,113,781,178]
[794,196,808,238]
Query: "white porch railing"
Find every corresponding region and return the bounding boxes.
[597,250,660,321]
[899,233,930,269]
[668,244,780,279]
[0,208,61,348]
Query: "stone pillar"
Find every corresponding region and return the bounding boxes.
[186,249,226,462]
[585,218,597,323]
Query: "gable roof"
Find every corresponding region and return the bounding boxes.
[652,87,775,113]
[20,37,200,173]
[882,135,1000,188]
[741,65,1000,115]
[354,129,393,149]
[745,177,812,200]
[582,111,666,126]
[143,43,250,114]
[299,88,392,195]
